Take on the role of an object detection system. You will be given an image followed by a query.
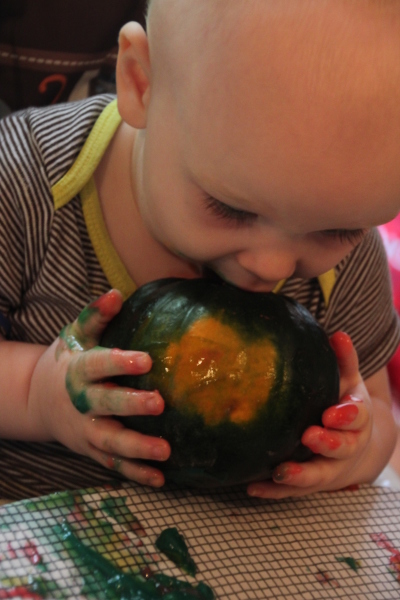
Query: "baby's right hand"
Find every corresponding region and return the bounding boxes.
[28,290,171,487]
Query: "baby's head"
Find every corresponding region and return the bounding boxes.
[116,0,400,291]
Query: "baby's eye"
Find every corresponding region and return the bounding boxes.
[320,228,368,245]
[204,196,257,226]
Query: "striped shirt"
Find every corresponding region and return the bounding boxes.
[0,95,398,500]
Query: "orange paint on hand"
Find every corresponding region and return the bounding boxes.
[163,316,277,426]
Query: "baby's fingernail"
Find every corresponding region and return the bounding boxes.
[342,394,363,404]
[135,354,152,369]
[90,289,121,315]
[151,444,169,461]
[248,486,262,497]
[148,474,164,487]
[145,395,163,413]
[273,463,303,483]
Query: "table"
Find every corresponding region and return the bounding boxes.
[1,479,400,598]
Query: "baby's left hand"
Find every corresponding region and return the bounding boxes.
[247,331,373,499]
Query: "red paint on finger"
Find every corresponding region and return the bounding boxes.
[90,290,122,317]
[303,427,342,453]
[323,431,342,450]
[329,331,353,353]
[273,462,303,482]
[324,402,359,428]
[104,455,122,471]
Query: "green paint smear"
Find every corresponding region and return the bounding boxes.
[66,373,91,414]
[336,556,361,572]
[100,497,147,536]
[77,305,99,329]
[25,490,77,512]
[156,528,197,577]
[0,574,65,598]
[54,521,214,599]
[59,325,84,353]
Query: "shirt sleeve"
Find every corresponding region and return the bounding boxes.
[324,228,400,380]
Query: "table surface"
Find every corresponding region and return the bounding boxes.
[1,479,400,598]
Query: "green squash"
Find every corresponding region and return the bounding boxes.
[100,277,339,487]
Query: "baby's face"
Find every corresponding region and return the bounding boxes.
[136,0,400,291]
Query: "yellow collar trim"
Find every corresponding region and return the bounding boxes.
[51,99,136,299]
[52,99,121,210]
[81,178,136,299]
[273,269,335,308]
[317,269,336,307]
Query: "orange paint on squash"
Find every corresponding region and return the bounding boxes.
[163,315,277,426]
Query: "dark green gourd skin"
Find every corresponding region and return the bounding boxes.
[100,278,340,488]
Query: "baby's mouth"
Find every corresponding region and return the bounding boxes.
[201,266,224,283]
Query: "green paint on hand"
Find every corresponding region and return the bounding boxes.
[77,305,98,329]
[66,373,90,414]
[155,527,197,577]
[59,325,84,353]
[55,520,214,599]
[336,556,362,572]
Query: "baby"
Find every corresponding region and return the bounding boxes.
[0,0,399,500]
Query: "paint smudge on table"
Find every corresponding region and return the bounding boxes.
[314,568,340,588]
[156,527,197,577]
[0,488,215,599]
[335,556,362,572]
[371,533,400,583]
[0,575,63,599]
[55,520,213,599]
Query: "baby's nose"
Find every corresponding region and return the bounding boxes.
[236,247,297,283]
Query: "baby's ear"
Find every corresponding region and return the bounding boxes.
[116,22,151,129]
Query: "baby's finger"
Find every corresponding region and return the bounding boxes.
[60,290,123,352]
[301,425,361,460]
[84,384,164,416]
[247,464,306,499]
[66,350,158,415]
[89,447,166,487]
[73,347,153,382]
[272,457,342,492]
[89,418,170,463]
[322,396,368,431]
[76,289,123,341]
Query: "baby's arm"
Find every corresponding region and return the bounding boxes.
[247,332,397,499]
[0,290,171,487]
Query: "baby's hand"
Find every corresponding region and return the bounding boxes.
[247,332,373,499]
[29,290,170,487]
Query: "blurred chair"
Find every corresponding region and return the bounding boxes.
[0,0,147,111]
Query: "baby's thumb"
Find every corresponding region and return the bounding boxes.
[63,290,124,351]
[77,289,123,342]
